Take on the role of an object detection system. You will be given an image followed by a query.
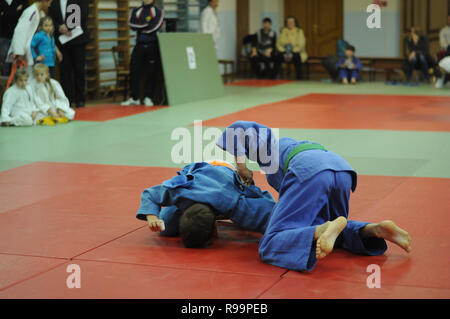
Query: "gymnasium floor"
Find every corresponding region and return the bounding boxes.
[0,80,449,299]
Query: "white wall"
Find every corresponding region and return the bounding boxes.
[343,0,401,57]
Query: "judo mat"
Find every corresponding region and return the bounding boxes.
[0,81,449,298]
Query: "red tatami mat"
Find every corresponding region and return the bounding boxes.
[74,104,166,122]
[75,226,284,277]
[201,93,450,131]
[0,260,281,299]
[0,254,66,291]
[0,162,449,298]
[226,79,294,87]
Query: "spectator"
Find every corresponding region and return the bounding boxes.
[32,63,75,124]
[439,14,450,55]
[403,27,434,83]
[121,0,164,107]
[49,0,89,108]
[250,17,278,79]
[0,68,36,126]
[0,0,27,76]
[200,0,220,53]
[6,0,51,74]
[276,16,307,80]
[435,56,450,89]
[336,45,362,85]
[31,16,62,78]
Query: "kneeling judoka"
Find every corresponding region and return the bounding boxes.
[136,160,276,248]
[216,121,411,272]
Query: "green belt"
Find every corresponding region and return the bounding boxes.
[283,143,327,175]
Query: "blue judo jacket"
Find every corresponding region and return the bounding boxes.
[136,162,276,233]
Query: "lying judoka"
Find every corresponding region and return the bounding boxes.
[216,121,411,272]
[136,160,276,247]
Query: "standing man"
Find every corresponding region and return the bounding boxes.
[0,0,28,75]
[200,0,220,54]
[121,0,164,107]
[49,0,90,108]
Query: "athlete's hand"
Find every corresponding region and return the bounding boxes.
[146,215,163,232]
[237,167,253,186]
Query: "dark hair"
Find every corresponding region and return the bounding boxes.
[263,17,272,24]
[179,203,216,248]
[285,15,299,27]
[346,45,356,52]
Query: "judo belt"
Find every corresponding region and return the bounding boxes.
[6,58,27,90]
[283,143,327,175]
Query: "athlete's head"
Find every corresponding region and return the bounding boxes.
[179,203,217,248]
[14,68,28,89]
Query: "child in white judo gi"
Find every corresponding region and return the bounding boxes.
[31,63,75,125]
[1,68,37,126]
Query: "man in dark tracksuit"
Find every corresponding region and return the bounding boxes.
[121,0,164,107]
[49,0,90,108]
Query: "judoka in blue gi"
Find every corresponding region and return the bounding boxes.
[216,121,412,272]
[136,160,276,248]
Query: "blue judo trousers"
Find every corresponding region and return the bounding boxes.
[136,162,276,236]
[217,121,387,272]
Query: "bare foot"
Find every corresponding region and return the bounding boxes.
[351,77,357,84]
[362,220,412,253]
[316,217,347,259]
[342,78,348,85]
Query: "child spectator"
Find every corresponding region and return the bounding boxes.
[336,45,362,84]
[32,63,75,125]
[1,68,36,126]
[31,16,62,78]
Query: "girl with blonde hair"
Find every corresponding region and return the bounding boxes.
[32,63,75,125]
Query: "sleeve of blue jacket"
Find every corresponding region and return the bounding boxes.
[136,184,172,221]
[216,121,277,170]
[30,33,42,61]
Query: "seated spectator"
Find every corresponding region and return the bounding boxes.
[439,14,450,56]
[403,27,434,83]
[0,68,36,126]
[31,16,62,78]
[276,16,307,80]
[336,45,362,85]
[250,18,278,79]
[435,56,450,89]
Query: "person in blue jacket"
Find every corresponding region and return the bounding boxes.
[31,16,62,78]
[136,160,276,248]
[216,121,412,272]
[336,44,362,84]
